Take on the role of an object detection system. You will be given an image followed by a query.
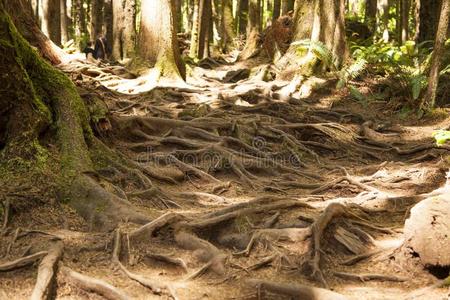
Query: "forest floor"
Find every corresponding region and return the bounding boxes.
[1,55,450,300]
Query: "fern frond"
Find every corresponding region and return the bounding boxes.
[292,39,335,70]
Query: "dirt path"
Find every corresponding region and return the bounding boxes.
[1,59,449,300]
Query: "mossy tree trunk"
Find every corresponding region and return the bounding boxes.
[5,0,66,64]
[421,0,449,109]
[0,0,148,230]
[139,0,186,80]
[222,0,236,52]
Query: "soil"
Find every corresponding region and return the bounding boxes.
[1,55,450,300]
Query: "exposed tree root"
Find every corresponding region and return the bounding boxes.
[1,199,10,234]
[174,229,227,275]
[234,227,312,256]
[117,261,179,299]
[333,271,408,282]
[246,279,348,300]
[61,266,130,300]
[309,203,360,286]
[145,253,188,273]
[0,251,47,272]
[30,241,64,300]
[341,249,384,266]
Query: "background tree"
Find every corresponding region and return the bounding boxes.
[90,0,104,41]
[139,0,186,80]
[240,0,261,59]
[421,0,449,109]
[41,0,62,45]
[221,0,236,52]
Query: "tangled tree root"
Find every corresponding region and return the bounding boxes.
[246,279,348,300]
[0,251,47,272]
[30,241,64,300]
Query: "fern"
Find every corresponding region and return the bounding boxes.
[292,40,336,70]
[337,58,367,89]
[440,64,450,75]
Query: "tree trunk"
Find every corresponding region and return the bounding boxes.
[240,0,261,59]
[190,0,211,58]
[416,0,442,43]
[112,0,123,60]
[31,0,40,22]
[421,0,449,109]
[5,0,66,64]
[222,0,236,52]
[1,0,148,230]
[174,0,183,32]
[190,0,201,56]
[379,0,390,42]
[281,0,294,15]
[139,0,186,80]
[60,0,69,44]
[237,0,248,35]
[122,0,136,59]
[365,0,377,34]
[90,0,104,41]
[41,0,61,45]
[400,0,410,43]
[273,0,281,21]
[103,0,113,54]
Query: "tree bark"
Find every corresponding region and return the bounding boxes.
[379,0,390,42]
[240,0,261,59]
[60,0,69,44]
[400,0,410,43]
[421,0,449,109]
[190,0,211,58]
[90,0,104,41]
[41,0,61,45]
[416,0,442,43]
[123,0,136,59]
[365,0,377,34]
[281,0,294,15]
[273,0,281,21]
[0,0,149,230]
[222,0,236,52]
[139,0,186,80]
[5,0,66,64]
[237,0,248,35]
[103,0,113,54]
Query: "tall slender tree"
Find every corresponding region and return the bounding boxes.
[273,0,281,21]
[222,0,236,52]
[365,0,377,35]
[400,0,410,43]
[60,0,69,44]
[421,0,449,109]
[90,0,104,41]
[41,0,62,45]
[240,0,261,59]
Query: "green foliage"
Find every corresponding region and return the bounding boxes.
[340,40,436,106]
[433,130,450,146]
[292,39,336,70]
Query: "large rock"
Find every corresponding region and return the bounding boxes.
[404,194,450,267]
